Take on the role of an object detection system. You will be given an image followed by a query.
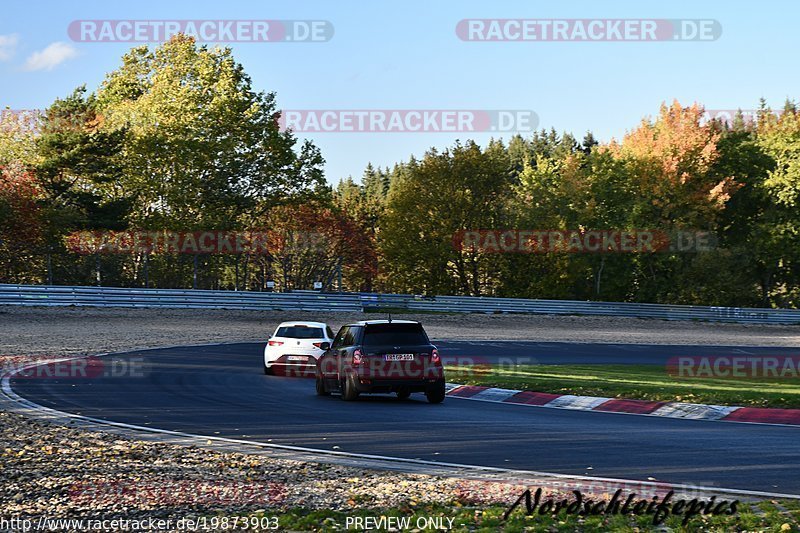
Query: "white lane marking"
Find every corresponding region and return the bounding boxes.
[651,403,741,420]
[545,395,611,410]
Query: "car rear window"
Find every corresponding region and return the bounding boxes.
[362,323,428,346]
[276,326,325,339]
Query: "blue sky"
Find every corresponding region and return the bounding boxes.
[2,0,797,183]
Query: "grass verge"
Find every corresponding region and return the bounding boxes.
[238,500,800,532]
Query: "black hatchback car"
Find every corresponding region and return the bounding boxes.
[315,320,445,403]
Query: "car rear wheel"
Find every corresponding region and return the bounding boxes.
[316,373,330,396]
[396,389,411,400]
[341,373,360,401]
[426,380,446,404]
[263,364,272,375]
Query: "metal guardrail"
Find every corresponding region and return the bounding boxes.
[0,284,362,312]
[1,284,799,324]
[359,293,800,325]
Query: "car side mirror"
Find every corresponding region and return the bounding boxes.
[320,342,331,351]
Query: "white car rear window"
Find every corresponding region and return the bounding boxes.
[276,326,325,339]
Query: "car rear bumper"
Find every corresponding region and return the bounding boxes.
[266,354,318,367]
[352,377,445,394]
[264,349,322,364]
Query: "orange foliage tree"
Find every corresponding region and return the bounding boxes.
[607,101,740,227]
[0,164,43,282]
[253,204,377,291]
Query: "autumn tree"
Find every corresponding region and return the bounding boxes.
[332,163,392,290]
[600,102,743,303]
[607,101,737,227]
[0,110,39,168]
[508,131,635,300]
[754,102,800,305]
[379,140,512,295]
[95,34,326,230]
[0,165,42,282]
[249,204,376,292]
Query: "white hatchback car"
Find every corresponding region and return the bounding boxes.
[263,321,334,375]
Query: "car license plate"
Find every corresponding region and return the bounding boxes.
[286,356,308,362]
[384,354,414,361]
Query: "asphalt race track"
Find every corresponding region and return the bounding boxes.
[11,341,800,495]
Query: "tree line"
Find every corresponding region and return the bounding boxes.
[1,35,798,307]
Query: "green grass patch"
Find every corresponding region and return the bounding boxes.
[444,364,800,409]
[221,500,800,531]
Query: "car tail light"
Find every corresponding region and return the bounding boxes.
[430,348,441,365]
[352,349,363,366]
[312,342,324,348]
[268,340,284,347]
